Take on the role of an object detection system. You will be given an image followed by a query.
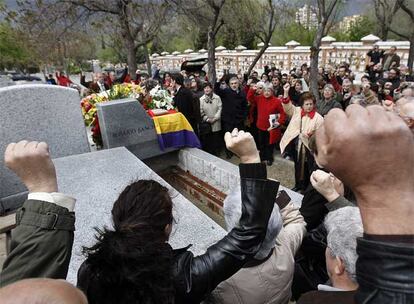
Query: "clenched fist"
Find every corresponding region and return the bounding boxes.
[224,129,260,164]
[4,141,58,193]
[310,170,342,203]
[315,105,414,234]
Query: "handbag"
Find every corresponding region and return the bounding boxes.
[198,121,212,135]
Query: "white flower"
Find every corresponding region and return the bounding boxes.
[149,85,161,96]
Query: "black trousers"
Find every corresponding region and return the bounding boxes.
[222,120,244,157]
[201,131,221,156]
[257,129,274,162]
[293,144,315,190]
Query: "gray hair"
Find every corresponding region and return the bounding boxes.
[324,207,363,282]
[350,94,368,107]
[256,81,266,88]
[323,84,335,93]
[223,186,282,260]
[229,76,239,83]
[262,82,274,92]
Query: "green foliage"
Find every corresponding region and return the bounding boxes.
[271,23,316,46]
[331,30,350,42]
[347,16,376,41]
[194,29,208,50]
[0,22,32,69]
[216,0,261,49]
[331,15,376,42]
[97,47,122,64]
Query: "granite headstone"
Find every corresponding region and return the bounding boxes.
[0,84,90,214]
[58,147,226,283]
[97,98,175,159]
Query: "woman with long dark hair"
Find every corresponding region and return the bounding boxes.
[77,130,280,304]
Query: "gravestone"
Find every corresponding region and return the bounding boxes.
[0,84,90,214]
[97,98,175,159]
[57,147,226,284]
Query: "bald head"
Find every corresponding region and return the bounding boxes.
[396,96,414,108]
[0,279,88,304]
[400,102,414,131]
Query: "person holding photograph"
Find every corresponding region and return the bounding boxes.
[247,83,286,165]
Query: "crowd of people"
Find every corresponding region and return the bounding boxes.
[1,101,413,303]
[147,45,414,193]
[5,45,411,303]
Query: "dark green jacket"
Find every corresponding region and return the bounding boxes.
[0,199,75,287]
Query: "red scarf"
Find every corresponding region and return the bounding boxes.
[301,108,316,119]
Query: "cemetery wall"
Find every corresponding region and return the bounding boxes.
[150,35,410,74]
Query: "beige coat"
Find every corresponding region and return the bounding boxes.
[280,99,324,154]
[208,202,306,304]
[200,93,222,132]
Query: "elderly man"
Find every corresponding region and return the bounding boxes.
[80,72,109,93]
[215,76,247,158]
[335,78,353,109]
[0,279,87,304]
[399,102,414,133]
[209,188,305,304]
[315,104,414,303]
[382,46,400,71]
[298,207,362,303]
[400,82,414,98]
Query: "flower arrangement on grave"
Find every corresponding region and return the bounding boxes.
[146,85,175,110]
[80,83,143,146]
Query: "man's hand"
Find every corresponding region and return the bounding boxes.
[224,129,260,164]
[315,105,414,234]
[4,141,58,193]
[310,170,340,203]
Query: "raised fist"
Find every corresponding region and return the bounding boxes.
[4,141,57,193]
[224,129,260,164]
[315,105,414,234]
[310,170,341,203]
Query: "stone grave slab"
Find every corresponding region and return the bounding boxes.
[0,76,13,88]
[0,84,90,214]
[97,99,175,160]
[54,147,226,284]
[178,148,304,206]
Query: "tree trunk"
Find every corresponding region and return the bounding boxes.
[207,27,217,84]
[379,25,389,41]
[119,10,137,80]
[310,27,324,102]
[142,44,152,76]
[408,36,414,73]
[125,39,137,80]
[247,41,270,76]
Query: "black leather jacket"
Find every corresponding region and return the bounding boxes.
[77,163,279,304]
[355,238,414,304]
